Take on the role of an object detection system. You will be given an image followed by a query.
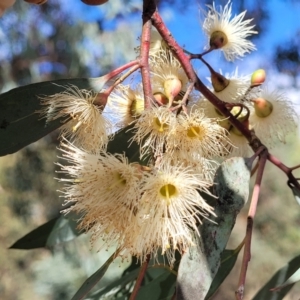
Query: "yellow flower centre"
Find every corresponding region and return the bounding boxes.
[107,172,127,191]
[130,98,144,117]
[159,184,177,205]
[187,125,205,140]
[153,117,169,133]
[210,31,228,49]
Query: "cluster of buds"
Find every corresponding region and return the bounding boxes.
[40,0,297,264]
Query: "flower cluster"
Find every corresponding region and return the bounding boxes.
[40,0,297,264]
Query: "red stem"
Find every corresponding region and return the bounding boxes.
[236,151,268,300]
[93,60,139,107]
[106,60,139,80]
[268,153,300,191]
[140,0,156,109]
[129,255,150,300]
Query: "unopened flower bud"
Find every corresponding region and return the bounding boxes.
[210,31,228,49]
[252,97,273,118]
[164,76,182,103]
[154,92,169,106]
[211,72,230,92]
[251,69,266,87]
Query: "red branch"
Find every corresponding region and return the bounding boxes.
[268,154,300,190]
[106,60,139,79]
[236,150,268,299]
[140,0,156,109]
[129,255,151,300]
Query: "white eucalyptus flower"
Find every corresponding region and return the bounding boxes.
[202,0,257,61]
[58,143,142,249]
[40,86,111,153]
[132,105,176,157]
[210,69,251,102]
[167,109,230,158]
[249,87,297,147]
[125,163,215,264]
[150,50,189,104]
[107,84,144,127]
[226,131,252,157]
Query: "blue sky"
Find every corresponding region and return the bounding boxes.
[65,0,300,54]
[63,0,300,76]
[57,0,300,111]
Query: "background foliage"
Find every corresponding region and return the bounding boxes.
[0,0,300,299]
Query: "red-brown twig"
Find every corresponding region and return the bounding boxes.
[93,60,140,107]
[187,47,215,60]
[139,0,156,109]
[268,154,300,192]
[129,255,151,300]
[107,59,139,80]
[102,65,140,101]
[235,150,268,300]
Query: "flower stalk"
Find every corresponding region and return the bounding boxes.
[236,150,268,300]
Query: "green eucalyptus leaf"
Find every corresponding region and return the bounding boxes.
[9,217,59,249]
[0,77,107,156]
[136,270,176,300]
[88,268,139,299]
[9,215,80,249]
[46,214,81,248]
[176,157,252,300]
[205,247,243,299]
[253,254,300,299]
[272,268,300,291]
[71,251,117,300]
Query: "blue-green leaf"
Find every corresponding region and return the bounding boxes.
[272,268,300,291]
[9,217,59,249]
[176,157,252,300]
[253,254,300,299]
[136,270,176,300]
[88,268,140,299]
[46,214,80,248]
[9,215,80,249]
[71,252,117,300]
[205,247,243,299]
